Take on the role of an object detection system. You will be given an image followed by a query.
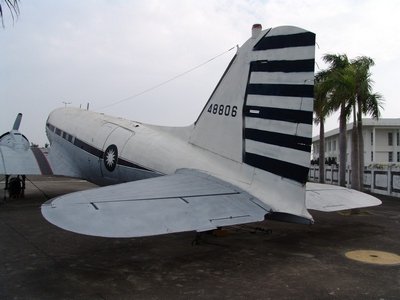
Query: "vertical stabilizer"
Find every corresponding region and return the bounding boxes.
[191,25,315,186]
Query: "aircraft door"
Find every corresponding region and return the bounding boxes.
[100,126,134,182]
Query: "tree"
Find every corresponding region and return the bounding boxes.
[319,54,351,187]
[317,54,384,189]
[351,56,384,189]
[335,62,361,189]
[332,56,383,190]
[314,74,333,183]
[0,0,20,28]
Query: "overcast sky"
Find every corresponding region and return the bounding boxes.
[1,0,399,146]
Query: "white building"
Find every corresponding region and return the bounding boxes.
[312,118,400,166]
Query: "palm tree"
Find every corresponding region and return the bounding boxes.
[0,0,19,28]
[319,54,351,187]
[314,74,333,183]
[336,62,361,189]
[319,54,384,190]
[351,56,384,189]
[337,57,384,190]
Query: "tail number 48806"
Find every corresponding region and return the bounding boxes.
[207,104,237,117]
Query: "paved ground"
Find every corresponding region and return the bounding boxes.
[0,176,399,299]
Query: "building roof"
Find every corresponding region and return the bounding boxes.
[312,118,400,142]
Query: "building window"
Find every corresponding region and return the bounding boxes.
[328,141,331,151]
[397,152,400,162]
[371,151,374,162]
[389,152,393,162]
[397,132,399,146]
[388,132,393,146]
[371,131,373,145]
[333,140,336,151]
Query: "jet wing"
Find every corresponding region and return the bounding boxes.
[41,169,271,238]
[305,182,382,212]
[0,146,53,175]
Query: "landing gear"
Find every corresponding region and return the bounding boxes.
[191,233,202,246]
[191,231,214,246]
[3,175,26,201]
[191,226,272,246]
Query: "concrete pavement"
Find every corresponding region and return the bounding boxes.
[0,176,399,299]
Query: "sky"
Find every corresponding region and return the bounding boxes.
[1,0,400,146]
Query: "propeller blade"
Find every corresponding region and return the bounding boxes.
[12,113,22,131]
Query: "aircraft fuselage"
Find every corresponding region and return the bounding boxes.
[46,107,253,188]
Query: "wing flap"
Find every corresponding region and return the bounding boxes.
[306,182,381,212]
[42,169,270,237]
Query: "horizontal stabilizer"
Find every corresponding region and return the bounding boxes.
[305,183,381,212]
[41,169,271,238]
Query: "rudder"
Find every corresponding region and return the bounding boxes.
[190,25,315,186]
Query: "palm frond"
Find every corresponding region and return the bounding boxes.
[0,0,20,28]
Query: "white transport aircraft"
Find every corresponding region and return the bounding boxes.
[0,25,381,238]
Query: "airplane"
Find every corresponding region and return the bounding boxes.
[0,24,381,238]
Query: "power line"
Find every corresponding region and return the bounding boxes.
[98,46,237,110]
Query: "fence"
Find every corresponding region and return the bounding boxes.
[309,165,400,198]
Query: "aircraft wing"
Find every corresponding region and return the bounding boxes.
[0,146,53,176]
[305,182,382,212]
[41,169,271,238]
[0,113,55,176]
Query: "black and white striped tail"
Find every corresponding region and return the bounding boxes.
[243,27,315,184]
